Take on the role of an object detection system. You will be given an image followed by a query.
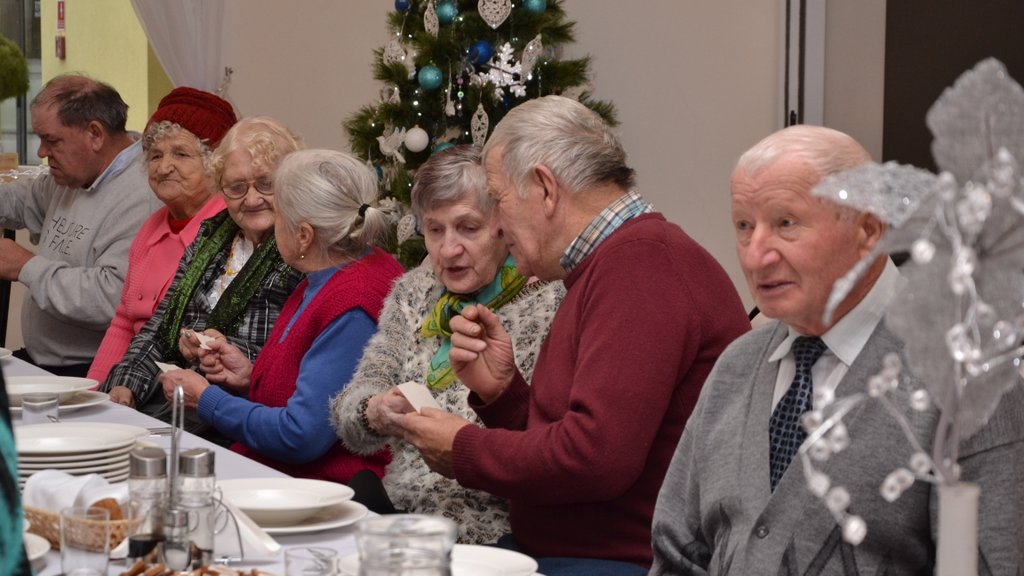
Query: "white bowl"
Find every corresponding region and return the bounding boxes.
[6,376,98,406]
[219,478,355,527]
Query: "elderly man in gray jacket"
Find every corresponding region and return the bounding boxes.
[650,125,1024,575]
[0,74,160,376]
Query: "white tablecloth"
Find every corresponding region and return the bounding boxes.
[4,355,361,575]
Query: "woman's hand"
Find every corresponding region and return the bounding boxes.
[178,328,227,363]
[108,386,135,408]
[367,389,415,437]
[198,338,252,394]
[160,369,209,410]
[448,304,516,403]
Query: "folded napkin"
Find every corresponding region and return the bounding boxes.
[214,498,282,559]
[22,469,129,513]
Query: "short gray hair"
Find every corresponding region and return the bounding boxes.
[273,149,388,259]
[410,145,489,218]
[482,95,635,197]
[735,124,871,181]
[142,121,212,158]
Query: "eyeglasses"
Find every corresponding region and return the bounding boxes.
[221,177,274,199]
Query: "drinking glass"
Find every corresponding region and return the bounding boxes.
[285,546,338,576]
[355,514,456,576]
[60,506,110,576]
[21,392,58,424]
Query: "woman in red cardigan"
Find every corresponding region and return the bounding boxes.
[161,149,404,482]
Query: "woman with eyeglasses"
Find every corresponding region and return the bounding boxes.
[101,117,304,439]
[160,149,404,483]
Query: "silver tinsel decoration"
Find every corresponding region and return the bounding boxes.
[801,58,1024,544]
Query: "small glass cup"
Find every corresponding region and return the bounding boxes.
[285,546,338,576]
[60,506,110,576]
[356,514,456,576]
[21,392,58,425]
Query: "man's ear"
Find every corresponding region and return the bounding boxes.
[857,212,886,256]
[85,120,105,152]
[533,165,560,218]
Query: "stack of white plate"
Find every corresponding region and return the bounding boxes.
[218,477,369,534]
[14,422,149,489]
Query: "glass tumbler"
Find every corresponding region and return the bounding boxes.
[60,506,110,576]
[355,514,457,576]
[21,392,59,424]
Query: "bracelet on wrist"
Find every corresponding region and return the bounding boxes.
[357,396,382,436]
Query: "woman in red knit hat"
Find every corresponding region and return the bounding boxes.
[87,87,238,383]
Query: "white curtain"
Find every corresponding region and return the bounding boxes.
[129,0,226,92]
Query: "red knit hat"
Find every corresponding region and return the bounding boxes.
[146,87,237,147]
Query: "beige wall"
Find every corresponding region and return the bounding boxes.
[219,0,885,311]
[6,1,887,347]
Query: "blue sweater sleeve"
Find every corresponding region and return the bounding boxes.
[197,308,377,463]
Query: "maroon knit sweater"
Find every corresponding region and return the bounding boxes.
[233,247,404,482]
[452,213,750,565]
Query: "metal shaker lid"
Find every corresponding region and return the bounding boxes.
[129,446,167,478]
[178,448,215,476]
[164,507,188,528]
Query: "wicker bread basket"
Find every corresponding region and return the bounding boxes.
[24,505,137,551]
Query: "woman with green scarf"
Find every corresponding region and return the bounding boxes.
[102,117,303,436]
[333,145,564,544]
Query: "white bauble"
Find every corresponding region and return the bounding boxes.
[404,126,430,153]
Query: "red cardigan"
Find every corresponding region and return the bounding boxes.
[452,213,750,565]
[233,247,403,482]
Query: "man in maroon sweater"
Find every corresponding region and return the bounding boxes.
[402,96,749,575]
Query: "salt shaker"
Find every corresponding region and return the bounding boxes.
[177,448,216,569]
[162,508,192,571]
[127,446,168,566]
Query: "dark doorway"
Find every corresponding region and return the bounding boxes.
[883,1,1024,170]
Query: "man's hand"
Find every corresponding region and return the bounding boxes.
[108,386,135,407]
[402,409,473,478]
[178,328,225,364]
[160,368,209,409]
[0,238,33,281]
[448,304,516,403]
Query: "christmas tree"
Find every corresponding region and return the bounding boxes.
[345,0,616,268]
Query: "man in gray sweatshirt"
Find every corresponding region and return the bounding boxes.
[0,74,161,376]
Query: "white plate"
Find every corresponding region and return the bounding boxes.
[19,450,129,469]
[10,390,110,414]
[23,531,49,562]
[18,441,136,464]
[19,458,128,475]
[6,376,98,405]
[0,347,12,360]
[262,500,368,535]
[219,477,355,527]
[15,422,148,455]
[338,545,538,576]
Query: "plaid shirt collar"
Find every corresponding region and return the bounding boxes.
[560,189,653,273]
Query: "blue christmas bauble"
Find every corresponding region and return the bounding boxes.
[436,1,458,24]
[432,142,455,154]
[468,40,494,65]
[523,0,547,14]
[417,65,444,91]
[394,0,411,12]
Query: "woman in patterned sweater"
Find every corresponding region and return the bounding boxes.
[333,145,564,543]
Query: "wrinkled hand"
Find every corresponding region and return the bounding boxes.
[178,328,226,364]
[367,388,415,437]
[402,409,472,478]
[448,304,516,403]
[0,238,33,281]
[161,368,209,410]
[198,338,251,394]
[108,386,135,407]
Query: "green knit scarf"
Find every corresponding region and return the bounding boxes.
[156,210,285,360]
